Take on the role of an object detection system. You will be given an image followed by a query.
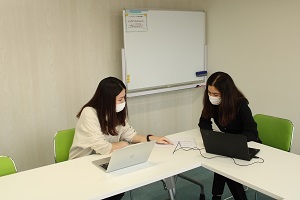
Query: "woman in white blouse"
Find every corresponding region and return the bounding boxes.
[69,77,172,199]
[70,76,172,159]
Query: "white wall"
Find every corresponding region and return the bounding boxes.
[205,0,300,154]
[0,0,205,171]
[3,0,298,172]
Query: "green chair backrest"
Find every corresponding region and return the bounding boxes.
[54,128,75,163]
[254,114,294,152]
[0,156,17,177]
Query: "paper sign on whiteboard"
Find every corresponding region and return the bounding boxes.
[125,12,148,32]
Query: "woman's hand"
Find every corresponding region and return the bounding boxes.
[152,136,173,145]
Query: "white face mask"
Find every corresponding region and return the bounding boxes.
[116,102,126,112]
[209,95,221,105]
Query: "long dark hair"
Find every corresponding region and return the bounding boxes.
[77,77,127,136]
[202,72,248,126]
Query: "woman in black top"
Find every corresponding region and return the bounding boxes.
[198,71,261,200]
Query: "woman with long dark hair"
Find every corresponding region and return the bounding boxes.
[69,77,172,200]
[199,72,261,200]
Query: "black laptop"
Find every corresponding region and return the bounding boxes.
[200,129,260,161]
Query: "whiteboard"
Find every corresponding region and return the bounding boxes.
[122,10,206,96]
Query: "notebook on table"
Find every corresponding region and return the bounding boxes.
[92,141,155,172]
[200,129,260,161]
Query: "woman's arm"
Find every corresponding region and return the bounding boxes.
[110,141,130,152]
[239,102,260,142]
[109,134,173,153]
[120,122,173,145]
[131,134,173,144]
[198,115,213,130]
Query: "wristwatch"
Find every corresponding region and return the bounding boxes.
[146,134,153,142]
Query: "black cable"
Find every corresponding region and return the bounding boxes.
[173,141,225,159]
[231,157,264,166]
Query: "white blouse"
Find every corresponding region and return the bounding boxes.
[69,107,137,159]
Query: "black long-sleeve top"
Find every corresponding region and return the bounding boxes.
[198,99,261,142]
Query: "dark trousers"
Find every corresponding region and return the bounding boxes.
[212,173,247,200]
[103,192,124,200]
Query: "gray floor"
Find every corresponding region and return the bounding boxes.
[122,167,275,200]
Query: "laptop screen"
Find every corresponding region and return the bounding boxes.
[92,141,155,172]
[200,129,259,161]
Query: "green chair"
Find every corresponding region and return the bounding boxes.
[54,128,75,163]
[253,114,293,199]
[254,114,294,152]
[0,156,18,177]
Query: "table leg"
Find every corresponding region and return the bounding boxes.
[164,176,176,200]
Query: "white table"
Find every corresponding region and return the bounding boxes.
[178,129,300,200]
[198,141,300,200]
[1,128,299,199]
[0,129,202,200]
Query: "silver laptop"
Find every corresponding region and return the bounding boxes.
[92,141,155,172]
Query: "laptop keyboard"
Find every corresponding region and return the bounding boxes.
[249,148,259,157]
[100,163,109,170]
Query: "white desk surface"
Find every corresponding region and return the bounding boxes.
[0,129,201,200]
[187,129,300,200]
[199,141,300,200]
[1,129,299,200]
